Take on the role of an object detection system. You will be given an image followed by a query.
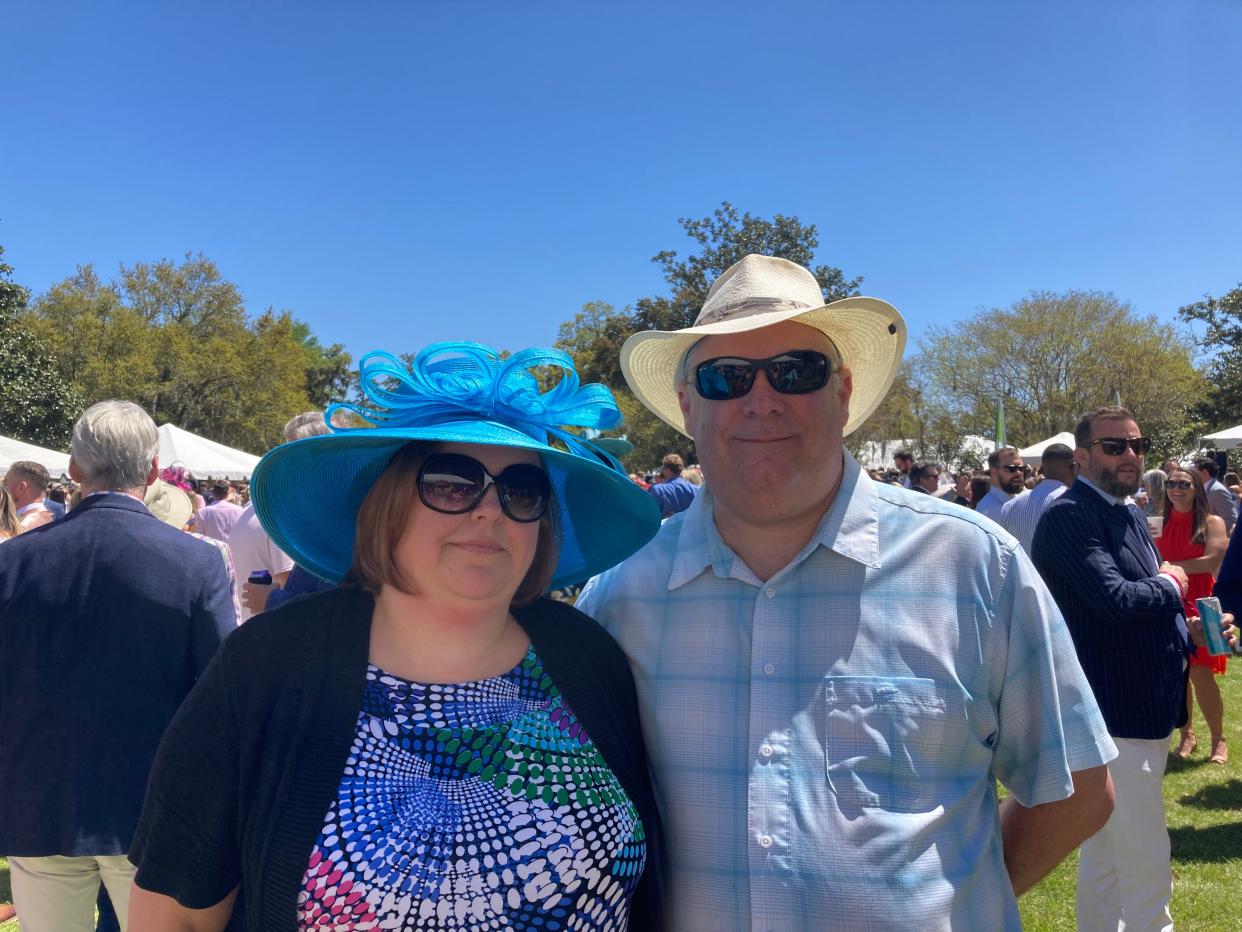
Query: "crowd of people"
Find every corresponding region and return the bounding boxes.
[1,253,1238,931]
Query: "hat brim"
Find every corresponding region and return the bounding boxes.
[250,420,660,590]
[619,297,907,437]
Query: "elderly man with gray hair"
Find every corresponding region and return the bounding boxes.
[0,400,235,931]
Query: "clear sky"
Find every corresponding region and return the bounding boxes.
[4,0,1240,370]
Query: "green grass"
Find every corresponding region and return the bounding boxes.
[1019,668,1242,931]
[0,676,1236,930]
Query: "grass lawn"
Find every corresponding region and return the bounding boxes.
[1019,666,1242,930]
[0,674,1236,930]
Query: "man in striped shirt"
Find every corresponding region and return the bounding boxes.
[1000,442,1076,552]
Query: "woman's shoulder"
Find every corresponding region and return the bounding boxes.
[515,597,628,667]
[222,585,371,666]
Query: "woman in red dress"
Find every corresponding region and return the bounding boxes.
[1156,466,1229,763]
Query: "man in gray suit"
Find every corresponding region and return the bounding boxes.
[1196,457,1237,535]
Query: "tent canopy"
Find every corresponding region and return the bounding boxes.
[158,424,261,480]
[1201,425,1242,450]
[0,434,72,477]
[1019,431,1076,466]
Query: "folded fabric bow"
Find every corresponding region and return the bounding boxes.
[325,342,625,465]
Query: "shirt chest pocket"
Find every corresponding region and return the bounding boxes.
[821,675,948,815]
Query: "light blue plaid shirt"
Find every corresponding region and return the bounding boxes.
[577,452,1116,931]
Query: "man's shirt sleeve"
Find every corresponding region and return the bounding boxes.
[989,546,1117,806]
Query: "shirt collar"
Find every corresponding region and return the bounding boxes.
[1076,474,1126,506]
[667,450,880,591]
[16,501,48,516]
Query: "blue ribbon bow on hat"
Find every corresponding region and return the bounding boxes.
[325,342,625,467]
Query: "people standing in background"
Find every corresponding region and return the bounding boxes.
[2,461,54,532]
[1195,457,1237,536]
[1158,466,1229,765]
[1001,443,1076,553]
[893,448,913,487]
[976,447,1025,522]
[646,452,699,518]
[0,401,235,930]
[195,481,244,543]
[1032,406,1197,932]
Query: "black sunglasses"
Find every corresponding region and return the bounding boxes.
[1089,437,1152,456]
[417,453,550,523]
[999,464,1024,473]
[693,350,831,401]
[1166,479,1193,490]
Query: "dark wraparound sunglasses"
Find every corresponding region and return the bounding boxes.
[1166,479,1194,490]
[692,350,832,400]
[1089,437,1152,456]
[417,453,551,523]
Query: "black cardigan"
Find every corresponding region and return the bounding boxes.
[130,587,666,930]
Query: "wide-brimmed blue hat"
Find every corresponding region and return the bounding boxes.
[250,342,660,590]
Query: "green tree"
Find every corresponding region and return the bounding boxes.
[25,252,331,453]
[1177,282,1242,427]
[0,247,83,448]
[919,290,1205,462]
[555,202,862,469]
[292,320,353,409]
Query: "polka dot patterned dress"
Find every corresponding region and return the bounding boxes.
[297,647,646,930]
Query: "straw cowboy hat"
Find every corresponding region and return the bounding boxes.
[620,254,907,436]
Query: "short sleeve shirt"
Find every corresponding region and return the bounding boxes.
[577,452,1115,931]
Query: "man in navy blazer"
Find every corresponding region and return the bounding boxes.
[0,400,236,930]
[1032,405,1195,932]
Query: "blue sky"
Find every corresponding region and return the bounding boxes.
[3,1,1240,370]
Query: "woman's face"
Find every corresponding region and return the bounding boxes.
[1165,469,1197,510]
[391,442,543,606]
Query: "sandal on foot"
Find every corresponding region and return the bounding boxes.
[1209,739,1228,765]
[1175,732,1198,759]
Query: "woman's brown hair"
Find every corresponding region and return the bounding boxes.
[0,486,21,540]
[1162,467,1210,545]
[344,441,559,608]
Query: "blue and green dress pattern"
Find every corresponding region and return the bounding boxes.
[298,647,646,930]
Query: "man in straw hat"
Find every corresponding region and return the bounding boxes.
[577,254,1117,929]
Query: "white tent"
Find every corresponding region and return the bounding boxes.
[157,424,261,480]
[1201,425,1242,450]
[1019,431,1076,466]
[0,434,72,477]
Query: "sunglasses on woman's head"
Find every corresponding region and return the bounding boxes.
[1166,480,1193,490]
[417,453,550,523]
[693,350,831,401]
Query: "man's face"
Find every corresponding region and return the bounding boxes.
[990,451,1025,493]
[677,320,852,525]
[895,455,912,475]
[917,467,940,494]
[1200,468,1213,486]
[1076,417,1144,497]
[3,470,32,508]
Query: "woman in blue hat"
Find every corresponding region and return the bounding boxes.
[128,344,664,931]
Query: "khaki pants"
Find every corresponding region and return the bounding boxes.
[8,854,135,932]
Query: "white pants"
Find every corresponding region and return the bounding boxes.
[1076,736,1174,932]
[8,854,135,932]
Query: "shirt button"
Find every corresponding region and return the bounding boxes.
[758,834,773,848]
[763,662,775,676]
[765,587,776,598]
[759,743,773,758]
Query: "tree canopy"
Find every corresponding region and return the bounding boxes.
[1178,282,1242,430]
[914,290,1204,462]
[0,246,83,448]
[20,252,351,453]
